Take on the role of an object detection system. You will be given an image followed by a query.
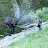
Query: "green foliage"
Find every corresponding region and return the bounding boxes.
[35,7,48,22]
[32,0,48,8]
[29,7,48,23]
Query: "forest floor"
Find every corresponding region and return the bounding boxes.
[0,21,48,48]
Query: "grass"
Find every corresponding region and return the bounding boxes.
[1,25,48,48]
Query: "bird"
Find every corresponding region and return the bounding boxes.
[3,13,17,36]
[37,24,42,30]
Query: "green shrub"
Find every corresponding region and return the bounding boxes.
[35,7,48,22]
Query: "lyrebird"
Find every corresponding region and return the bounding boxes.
[3,13,17,36]
[3,13,42,36]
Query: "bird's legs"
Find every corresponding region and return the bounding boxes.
[11,27,14,34]
[9,28,12,36]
